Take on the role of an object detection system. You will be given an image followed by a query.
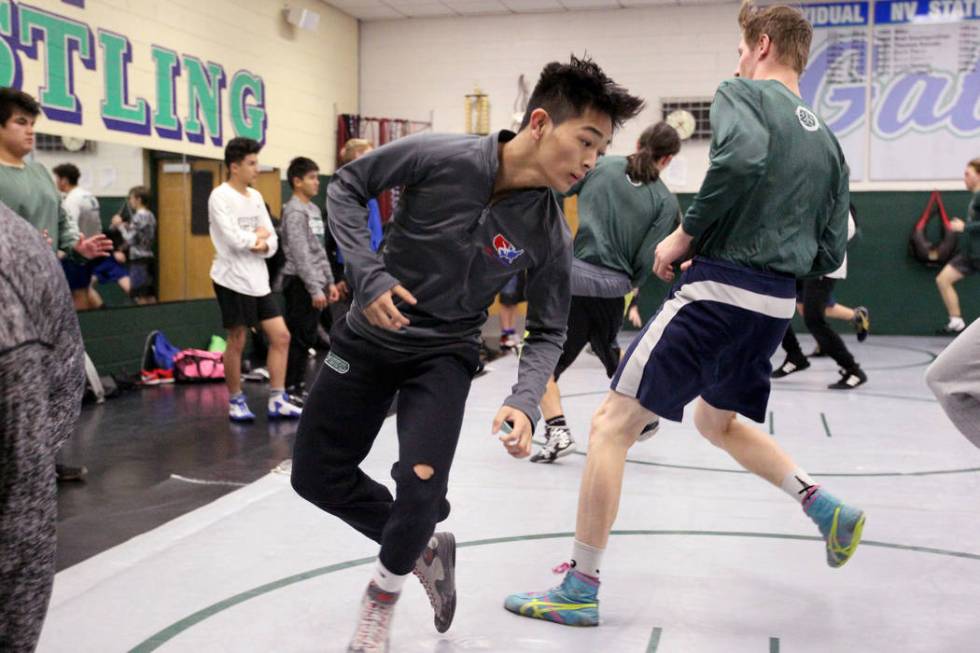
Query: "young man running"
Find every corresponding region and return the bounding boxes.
[935,158,980,334]
[209,137,301,421]
[289,56,642,652]
[506,3,864,627]
[773,208,870,389]
[533,121,682,463]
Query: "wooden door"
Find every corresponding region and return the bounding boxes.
[253,169,282,218]
[156,159,225,301]
[156,160,191,302]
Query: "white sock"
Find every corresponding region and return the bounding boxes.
[269,388,284,399]
[949,316,965,329]
[780,469,818,504]
[371,559,409,594]
[570,539,603,578]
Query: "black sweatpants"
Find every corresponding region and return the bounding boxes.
[283,277,321,390]
[290,317,480,575]
[553,295,624,381]
[782,277,857,371]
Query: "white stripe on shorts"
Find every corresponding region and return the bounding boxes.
[614,280,796,397]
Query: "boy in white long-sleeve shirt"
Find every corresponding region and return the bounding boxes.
[209,137,301,421]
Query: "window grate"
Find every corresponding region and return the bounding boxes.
[661,98,713,141]
[35,133,95,153]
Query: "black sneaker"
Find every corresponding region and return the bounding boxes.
[56,464,88,482]
[828,368,867,390]
[530,423,576,463]
[853,306,871,342]
[771,357,810,378]
[937,323,966,335]
[285,385,307,407]
[413,532,456,633]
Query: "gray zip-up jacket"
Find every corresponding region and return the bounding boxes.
[277,195,333,296]
[327,130,572,424]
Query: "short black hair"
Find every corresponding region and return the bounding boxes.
[129,185,151,206]
[52,162,81,186]
[224,137,262,168]
[0,87,40,127]
[287,156,319,188]
[520,55,644,132]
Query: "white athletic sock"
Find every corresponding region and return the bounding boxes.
[780,469,818,504]
[269,388,284,399]
[371,558,409,594]
[948,316,966,330]
[570,539,603,578]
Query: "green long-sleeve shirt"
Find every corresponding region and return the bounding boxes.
[961,191,980,263]
[569,155,680,288]
[0,161,77,254]
[682,78,849,278]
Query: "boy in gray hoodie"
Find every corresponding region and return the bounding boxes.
[277,156,338,399]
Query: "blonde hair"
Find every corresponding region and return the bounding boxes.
[340,138,374,165]
[738,1,813,74]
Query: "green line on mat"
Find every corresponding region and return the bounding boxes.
[768,410,774,435]
[820,412,832,438]
[770,636,780,652]
[130,530,980,652]
[647,626,663,652]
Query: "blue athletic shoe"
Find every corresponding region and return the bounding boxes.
[803,487,866,568]
[504,567,599,627]
[229,394,255,422]
[268,392,303,419]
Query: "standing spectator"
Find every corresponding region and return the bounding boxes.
[0,202,85,653]
[209,137,301,421]
[935,158,980,334]
[53,162,131,309]
[277,156,338,400]
[0,87,108,482]
[115,185,157,304]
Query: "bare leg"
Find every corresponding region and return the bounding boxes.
[936,264,965,319]
[223,326,247,396]
[71,289,90,311]
[574,391,657,549]
[692,398,796,485]
[261,316,291,389]
[540,376,563,421]
[117,276,131,295]
[86,283,103,310]
[825,303,854,321]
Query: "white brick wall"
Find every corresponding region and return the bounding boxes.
[359,5,962,191]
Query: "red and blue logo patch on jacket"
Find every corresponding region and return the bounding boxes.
[492,233,525,265]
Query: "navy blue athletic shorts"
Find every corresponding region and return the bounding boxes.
[611,257,795,423]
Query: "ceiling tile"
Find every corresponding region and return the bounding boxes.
[442,0,511,14]
[620,0,677,6]
[500,0,566,12]
[379,0,456,16]
[558,0,621,8]
[321,1,405,19]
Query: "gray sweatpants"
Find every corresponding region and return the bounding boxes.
[925,319,980,447]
